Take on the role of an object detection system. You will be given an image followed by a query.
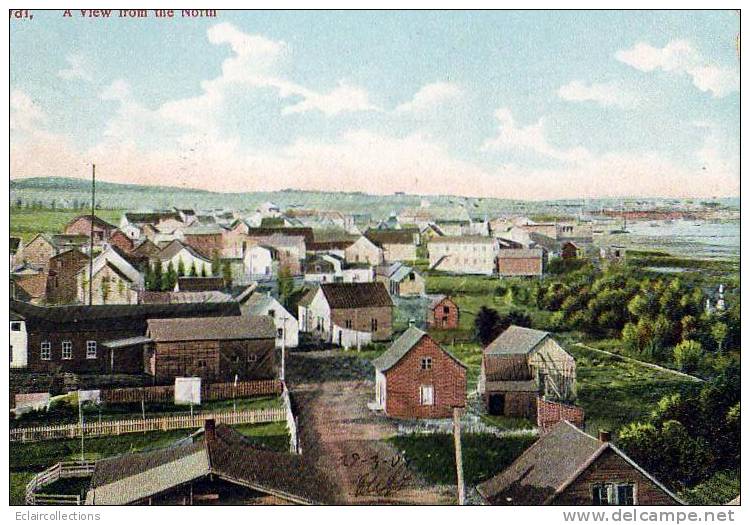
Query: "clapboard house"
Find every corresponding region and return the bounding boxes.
[85,421,335,505]
[10,300,241,375]
[476,421,682,505]
[479,326,576,418]
[144,316,276,382]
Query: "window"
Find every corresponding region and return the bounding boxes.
[10,322,21,332]
[419,385,434,406]
[86,341,97,359]
[41,342,51,360]
[268,309,276,318]
[421,357,432,370]
[10,345,13,363]
[443,306,450,314]
[62,341,72,360]
[247,354,258,363]
[371,318,378,331]
[345,319,353,329]
[277,328,284,338]
[592,483,635,505]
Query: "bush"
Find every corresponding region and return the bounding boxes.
[674,340,704,373]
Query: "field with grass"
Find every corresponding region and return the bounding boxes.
[570,344,701,437]
[389,433,536,487]
[10,208,124,243]
[9,421,290,505]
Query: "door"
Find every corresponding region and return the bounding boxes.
[488,393,505,415]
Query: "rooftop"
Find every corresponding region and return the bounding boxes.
[485,325,550,356]
[147,315,276,342]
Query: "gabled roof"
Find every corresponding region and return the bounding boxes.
[297,286,319,308]
[371,326,465,372]
[147,315,276,342]
[320,282,393,309]
[364,228,415,246]
[65,214,116,230]
[124,211,181,224]
[86,424,336,505]
[429,235,495,244]
[11,273,47,300]
[132,239,161,258]
[391,264,419,283]
[177,276,225,292]
[242,292,289,318]
[484,326,550,356]
[476,421,682,505]
[497,248,545,259]
[157,240,210,263]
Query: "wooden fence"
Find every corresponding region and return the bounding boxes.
[11,407,286,443]
[25,461,96,505]
[100,379,282,404]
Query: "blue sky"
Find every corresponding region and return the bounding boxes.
[10,10,740,199]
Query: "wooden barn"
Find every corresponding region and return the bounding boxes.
[477,421,683,505]
[371,326,466,419]
[426,294,459,330]
[144,316,277,382]
[85,420,335,505]
[479,326,575,418]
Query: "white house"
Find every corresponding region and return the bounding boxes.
[157,240,212,276]
[344,235,383,265]
[10,313,27,368]
[428,236,497,275]
[76,247,144,305]
[242,292,299,349]
[243,245,277,280]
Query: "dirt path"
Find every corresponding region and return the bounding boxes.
[574,343,704,382]
[288,350,454,505]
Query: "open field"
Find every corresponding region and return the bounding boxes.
[570,345,701,437]
[10,208,124,242]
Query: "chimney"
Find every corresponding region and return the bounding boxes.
[598,429,611,443]
[204,418,216,442]
[408,319,416,328]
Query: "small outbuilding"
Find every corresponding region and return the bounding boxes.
[371,326,466,419]
[426,294,459,330]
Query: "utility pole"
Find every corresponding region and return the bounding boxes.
[453,407,465,505]
[280,316,288,382]
[88,164,96,305]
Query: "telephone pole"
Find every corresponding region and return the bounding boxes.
[453,406,465,505]
[88,164,96,305]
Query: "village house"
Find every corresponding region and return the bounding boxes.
[371,326,466,419]
[182,224,225,259]
[479,326,576,418]
[144,316,276,382]
[107,228,135,253]
[9,299,241,374]
[557,222,594,243]
[426,295,459,330]
[11,273,48,305]
[243,245,278,280]
[19,233,58,269]
[131,238,162,260]
[519,221,557,239]
[242,292,299,349]
[303,254,373,284]
[120,211,183,232]
[419,223,444,244]
[84,421,335,505]
[428,236,496,275]
[375,262,425,297]
[364,229,418,262]
[63,214,117,245]
[527,232,561,258]
[561,241,583,260]
[156,240,212,276]
[246,226,314,251]
[344,235,384,266]
[298,282,394,348]
[497,248,547,277]
[476,421,683,505]
[46,249,89,304]
[76,247,143,305]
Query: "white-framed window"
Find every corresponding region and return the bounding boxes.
[40,342,51,361]
[592,483,635,505]
[345,319,353,329]
[10,322,21,332]
[247,354,258,363]
[86,341,97,359]
[62,341,73,360]
[419,385,434,406]
[421,357,432,370]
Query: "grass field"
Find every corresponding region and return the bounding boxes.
[389,433,537,486]
[10,208,124,242]
[9,422,290,505]
[570,345,701,437]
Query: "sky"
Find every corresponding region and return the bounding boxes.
[9,10,740,199]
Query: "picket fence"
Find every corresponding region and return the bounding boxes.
[25,461,96,505]
[11,407,286,443]
[100,379,282,404]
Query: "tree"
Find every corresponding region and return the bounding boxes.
[153,261,163,292]
[711,322,728,353]
[278,266,294,307]
[188,261,197,277]
[211,251,221,276]
[144,262,154,291]
[221,261,232,288]
[474,306,501,346]
[201,264,208,277]
[177,257,186,277]
[164,261,177,291]
[674,340,703,373]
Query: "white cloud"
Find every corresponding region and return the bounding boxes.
[10,90,46,132]
[482,107,591,163]
[615,40,738,97]
[57,54,93,82]
[100,79,131,102]
[557,80,639,108]
[395,82,462,113]
[282,81,379,116]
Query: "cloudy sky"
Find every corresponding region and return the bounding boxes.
[10,10,740,199]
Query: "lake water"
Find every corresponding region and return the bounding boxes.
[598,219,740,260]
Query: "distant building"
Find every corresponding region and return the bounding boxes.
[428,236,496,275]
[364,229,418,262]
[372,326,466,419]
[46,249,89,304]
[375,262,425,297]
[63,214,117,245]
[176,276,226,292]
[496,248,546,277]
[242,292,299,349]
[344,235,384,266]
[20,234,58,269]
[107,229,135,253]
[426,295,459,330]
[477,421,682,505]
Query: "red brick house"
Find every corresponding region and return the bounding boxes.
[144,316,277,382]
[46,249,89,304]
[426,294,459,329]
[477,421,682,505]
[496,248,546,277]
[372,326,466,419]
[108,229,135,253]
[63,214,117,245]
[182,225,225,259]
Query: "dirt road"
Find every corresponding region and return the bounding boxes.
[288,350,455,505]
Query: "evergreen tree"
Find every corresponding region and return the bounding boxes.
[222,261,232,288]
[177,257,186,277]
[211,251,221,276]
[188,261,197,277]
[164,261,177,291]
[144,262,154,291]
[153,261,163,292]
